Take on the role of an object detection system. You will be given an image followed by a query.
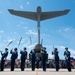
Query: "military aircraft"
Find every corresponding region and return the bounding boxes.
[8,6,70,58]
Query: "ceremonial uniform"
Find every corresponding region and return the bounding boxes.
[0,48,8,71]
[30,49,36,71]
[20,47,27,71]
[52,48,59,71]
[10,48,18,71]
[64,47,71,72]
[41,47,47,71]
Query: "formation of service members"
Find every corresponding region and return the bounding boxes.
[0,47,72,72]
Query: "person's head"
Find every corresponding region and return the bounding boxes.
[43,47,46,50]
[24,47,26,50]
[5,48,8,52]
[65,47,68,51]
[54,48,58,51]
[14,48,17,51]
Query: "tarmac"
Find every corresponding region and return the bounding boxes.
[0,68,75,75]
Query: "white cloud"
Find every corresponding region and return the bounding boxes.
[22,26,28,29]
[20,21,25,25]
[19,21,28,29]
[20,5,23,9]
[42,34,50,38]
[27,1,29,5]
[27,44,35,49]
[14,32,17,34]
[58,27,75,40]
[69,49,75,55]
[64,28,70,31]
[58,27,70,32]
[20,21,28,25]
[49,54,54,59]
[8,38,13,42]
[26,30,37,35]
[59,27,75,33]
[27,43,37,52]
[56,45,75,56]
[57,46,65,50]
[20,39,26,44]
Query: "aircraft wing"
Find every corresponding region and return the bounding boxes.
[40,9,70,21]
[8,9,37,21]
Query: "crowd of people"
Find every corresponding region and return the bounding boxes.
[0,47,74,72]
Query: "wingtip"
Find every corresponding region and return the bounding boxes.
[65,9,70,13]
[8,9,14,13]
[67,9,70,12]
[8,9,10,12]
[8,9,11,11]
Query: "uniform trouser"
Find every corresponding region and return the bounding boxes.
[20,60,25,71]
[32,60,35,71]
[11,59,15,71]
[42,60,46,71]
[1,60,5,71]
[55,61,59,71]
[36,60,39,69]
[66,60,71,71]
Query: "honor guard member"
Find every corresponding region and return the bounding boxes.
[20,47,27,71]
[30,49,36,71]
[0,48,8,71]
[41,47,47,71]
[64,47,71,72]
[10,48,18,71]
[52,48,59,71]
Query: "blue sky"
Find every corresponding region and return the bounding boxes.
[0,0,75,59]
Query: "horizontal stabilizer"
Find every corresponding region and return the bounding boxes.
[8,9,37,21]
[8,9,70,21]
[41,9,70,21]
